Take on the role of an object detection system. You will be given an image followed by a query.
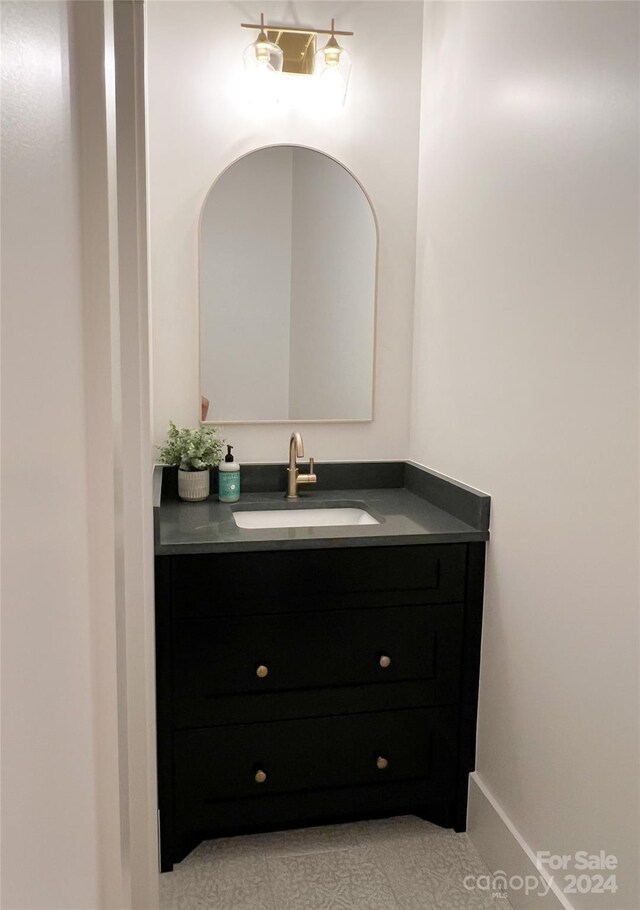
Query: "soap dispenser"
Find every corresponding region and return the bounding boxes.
[218,445,240,503]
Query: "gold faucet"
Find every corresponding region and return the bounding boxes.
[287,432,317,500]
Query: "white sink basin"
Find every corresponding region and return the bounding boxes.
[233,507,379,530]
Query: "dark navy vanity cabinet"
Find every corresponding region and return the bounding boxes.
[155,530,487,871]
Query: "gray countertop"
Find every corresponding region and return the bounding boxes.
[154,463,490,555]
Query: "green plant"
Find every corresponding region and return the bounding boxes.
[158,421,225,472]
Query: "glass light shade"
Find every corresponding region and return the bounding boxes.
[243,34,284,74]
[242,32,283,109]
[313,38,351,108]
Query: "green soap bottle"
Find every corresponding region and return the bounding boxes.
[218,445,240,503]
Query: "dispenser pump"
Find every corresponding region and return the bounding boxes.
[225,445,234,463]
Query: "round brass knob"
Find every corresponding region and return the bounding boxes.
[254,769,267,784]
[379,655,391,669]
[256,665,269,678]
[376,755,389,770]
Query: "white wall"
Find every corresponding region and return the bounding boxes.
[1,3,101,906]
[201,147,293,419]
[146,0,423,461]
[289,149,375,419]
[1,3,158,907]
[412,3,639,908]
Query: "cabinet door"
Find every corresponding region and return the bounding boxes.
[173,603,463,727]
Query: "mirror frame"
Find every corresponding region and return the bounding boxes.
[198,144,379,425]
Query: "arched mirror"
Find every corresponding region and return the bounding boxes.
[199,146,377,423]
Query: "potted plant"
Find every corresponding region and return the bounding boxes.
[158,421,225,502]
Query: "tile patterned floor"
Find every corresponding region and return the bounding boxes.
[160,816,514,910]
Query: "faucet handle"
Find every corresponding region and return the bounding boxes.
[306,457,317,483]
[294,455,317,489]
[298,457,316,485]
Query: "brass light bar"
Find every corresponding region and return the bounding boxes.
[241,22,353,37]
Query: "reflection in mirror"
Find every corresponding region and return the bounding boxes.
[200,147,376,422]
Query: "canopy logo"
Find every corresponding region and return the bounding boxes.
[463,852,619,899]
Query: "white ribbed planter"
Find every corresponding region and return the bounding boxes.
[178,469,210,502]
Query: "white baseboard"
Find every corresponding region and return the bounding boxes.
[467,773,575,910]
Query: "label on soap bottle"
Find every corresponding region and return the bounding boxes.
[219,469,240,503]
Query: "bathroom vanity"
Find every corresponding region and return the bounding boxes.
[154,461,489,871]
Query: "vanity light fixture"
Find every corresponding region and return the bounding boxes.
[241,15,353,106]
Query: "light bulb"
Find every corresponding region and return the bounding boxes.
[322,36,342,67]
[254,36,272,66]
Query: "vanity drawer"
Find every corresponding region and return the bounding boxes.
[173,603,463,727]
[171,545,466,618]
[174,706,458,809]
